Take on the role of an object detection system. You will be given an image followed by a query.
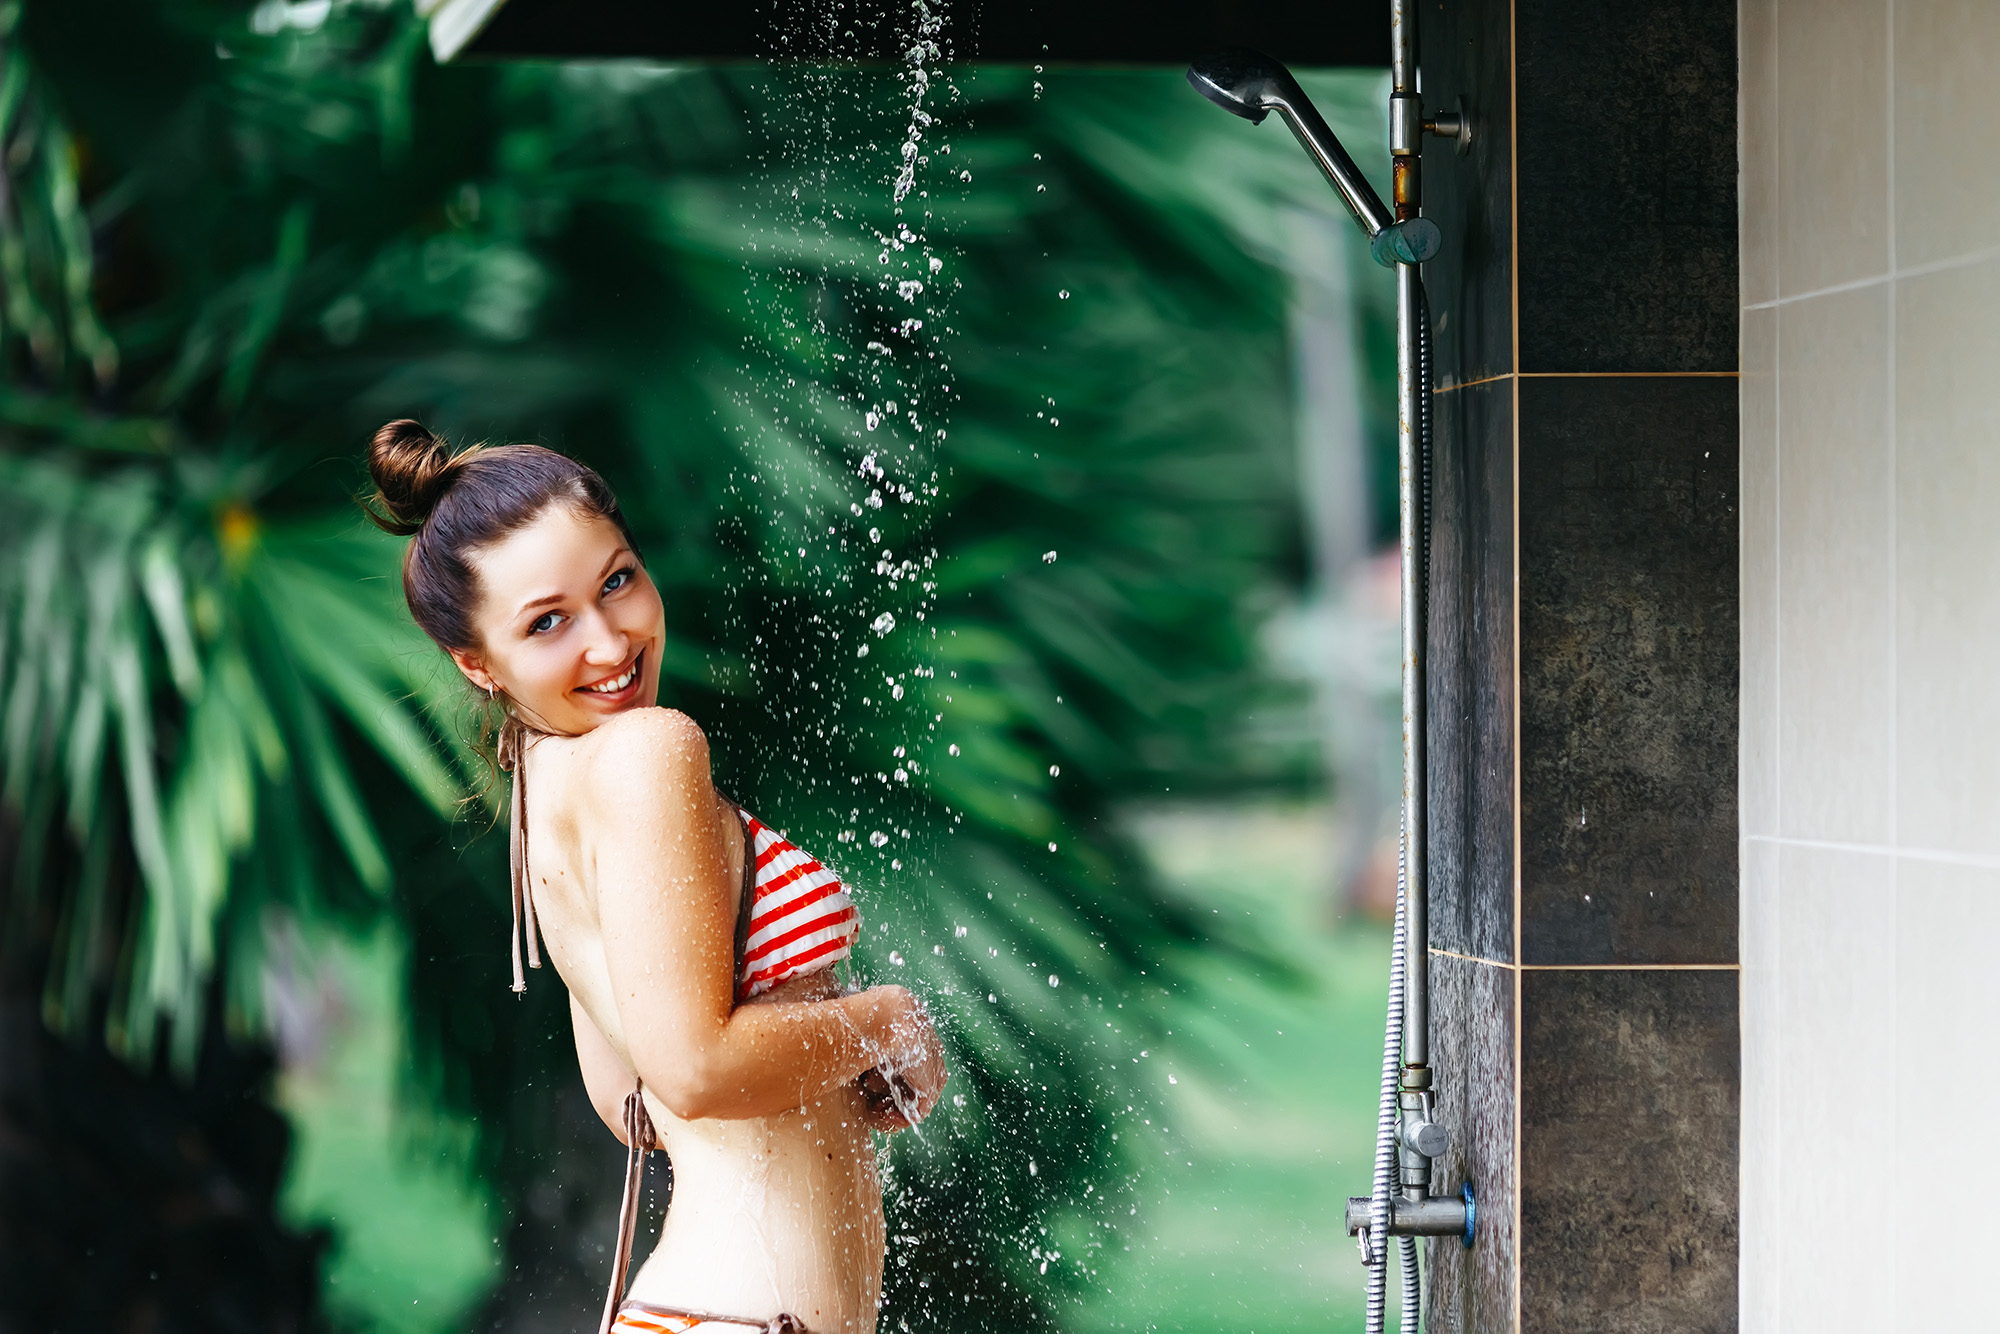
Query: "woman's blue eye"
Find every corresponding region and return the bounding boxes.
[530,612,562,634]
[603,568,633,594]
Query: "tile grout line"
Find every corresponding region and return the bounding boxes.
[1744,833,2000,873]
[1761,9,1783,1329]
[1518,370,1740,378]
[1432,371,1514,394]
[1884,3,1899,1311]
[1508,0,1523,1325]
[1430,947,1739,972]
[1885,0,1900,860]
[1744,238,2000,312]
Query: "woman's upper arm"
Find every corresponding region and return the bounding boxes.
[583,710,740,1104]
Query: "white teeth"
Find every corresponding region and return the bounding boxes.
[586,664,637,694]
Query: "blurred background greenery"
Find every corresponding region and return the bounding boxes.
[0,2,1410,1331]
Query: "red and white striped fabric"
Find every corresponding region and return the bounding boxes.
[735,811,860,1001]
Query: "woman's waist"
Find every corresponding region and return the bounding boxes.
[655,1114,877,1202]
[630,1171,884,1334]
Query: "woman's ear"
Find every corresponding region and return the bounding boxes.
[449,648,496,694]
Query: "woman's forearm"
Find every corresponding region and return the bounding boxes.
[633,986,903,1122]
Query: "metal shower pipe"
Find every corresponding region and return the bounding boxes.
[1189,7,1477,1332]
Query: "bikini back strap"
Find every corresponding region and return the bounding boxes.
[599,1082,659,1334]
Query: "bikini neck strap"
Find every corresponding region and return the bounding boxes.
[498,714,544,994]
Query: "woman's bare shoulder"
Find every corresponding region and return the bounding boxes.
[574,706,712,798]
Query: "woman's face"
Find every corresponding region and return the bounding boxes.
[448,504,666,735]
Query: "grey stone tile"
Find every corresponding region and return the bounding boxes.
[1421,0,1516,388]
[1520,968,1739,1334]
[1428,377,1516,963]
[1516,0,1739,372]
[1519,376,1738,966]
[1424,952,1518,1334]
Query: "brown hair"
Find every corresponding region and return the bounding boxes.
[362,420,640,655]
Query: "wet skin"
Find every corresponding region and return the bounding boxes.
[448,505,946,1333]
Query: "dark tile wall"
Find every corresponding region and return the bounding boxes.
[1419,0,1515,389]
[1416,0,1739,1327]
[1518,376,1740,966]
[1425,953,1518,1334]
[1427,375,1515,964]
[1519,970,1739,1334]
[1514,0,1739,372]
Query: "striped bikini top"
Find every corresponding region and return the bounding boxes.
[735,811,861,1000]
[499,725,860,999]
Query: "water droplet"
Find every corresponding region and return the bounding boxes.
[1043,550,1058,563]
[954,926,967,937]
[1028,1160,1038,1176]
[1168,1074,1178,1085]
[870,831,890,847]
[1048,974,1059,987]
[1049,765,1060,777]
[866,410,882,431]
[870,527,882,542]
[872,611,897,637]
[857,644,871,657]
[1047,842,1058,852]
[891,683,904,700]
[889,950,905,966]
[947,744,960,756]
[928,256,943,273]
[1057,289,1069,299]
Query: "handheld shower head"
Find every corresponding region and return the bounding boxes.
[1187,47,1425,259]
[1185,49,1290,123]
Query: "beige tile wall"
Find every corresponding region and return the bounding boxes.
[1741,0,2000,1326]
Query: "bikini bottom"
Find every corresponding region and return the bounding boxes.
[613,1300,809,1334]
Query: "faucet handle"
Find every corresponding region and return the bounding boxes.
[1401,1117,1450,1158]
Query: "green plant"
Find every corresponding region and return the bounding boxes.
[1,1,1388,1327]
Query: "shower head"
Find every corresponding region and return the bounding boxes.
[1185,48,1290,124]
[1187,47,1412,255]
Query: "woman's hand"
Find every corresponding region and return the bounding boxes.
[857,985,946,1131]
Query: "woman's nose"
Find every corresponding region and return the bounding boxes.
[578,611,629,664]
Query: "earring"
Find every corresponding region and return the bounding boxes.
[486,684,495,701]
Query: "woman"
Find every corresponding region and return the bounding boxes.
[363,421,947,1334]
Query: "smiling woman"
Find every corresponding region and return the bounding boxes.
[361,422,946,1334]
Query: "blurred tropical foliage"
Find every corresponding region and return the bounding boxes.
[0,1,1393,1331]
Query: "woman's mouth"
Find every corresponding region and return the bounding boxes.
[578,650,643,699]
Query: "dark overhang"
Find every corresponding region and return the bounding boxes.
[419,0,1388,66]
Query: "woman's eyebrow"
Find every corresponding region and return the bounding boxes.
[514,591,565,618]
[511,549,632,620]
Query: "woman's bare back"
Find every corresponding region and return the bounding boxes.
[521,712,888,1333]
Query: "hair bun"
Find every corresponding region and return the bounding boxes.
[365,419,461,535]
